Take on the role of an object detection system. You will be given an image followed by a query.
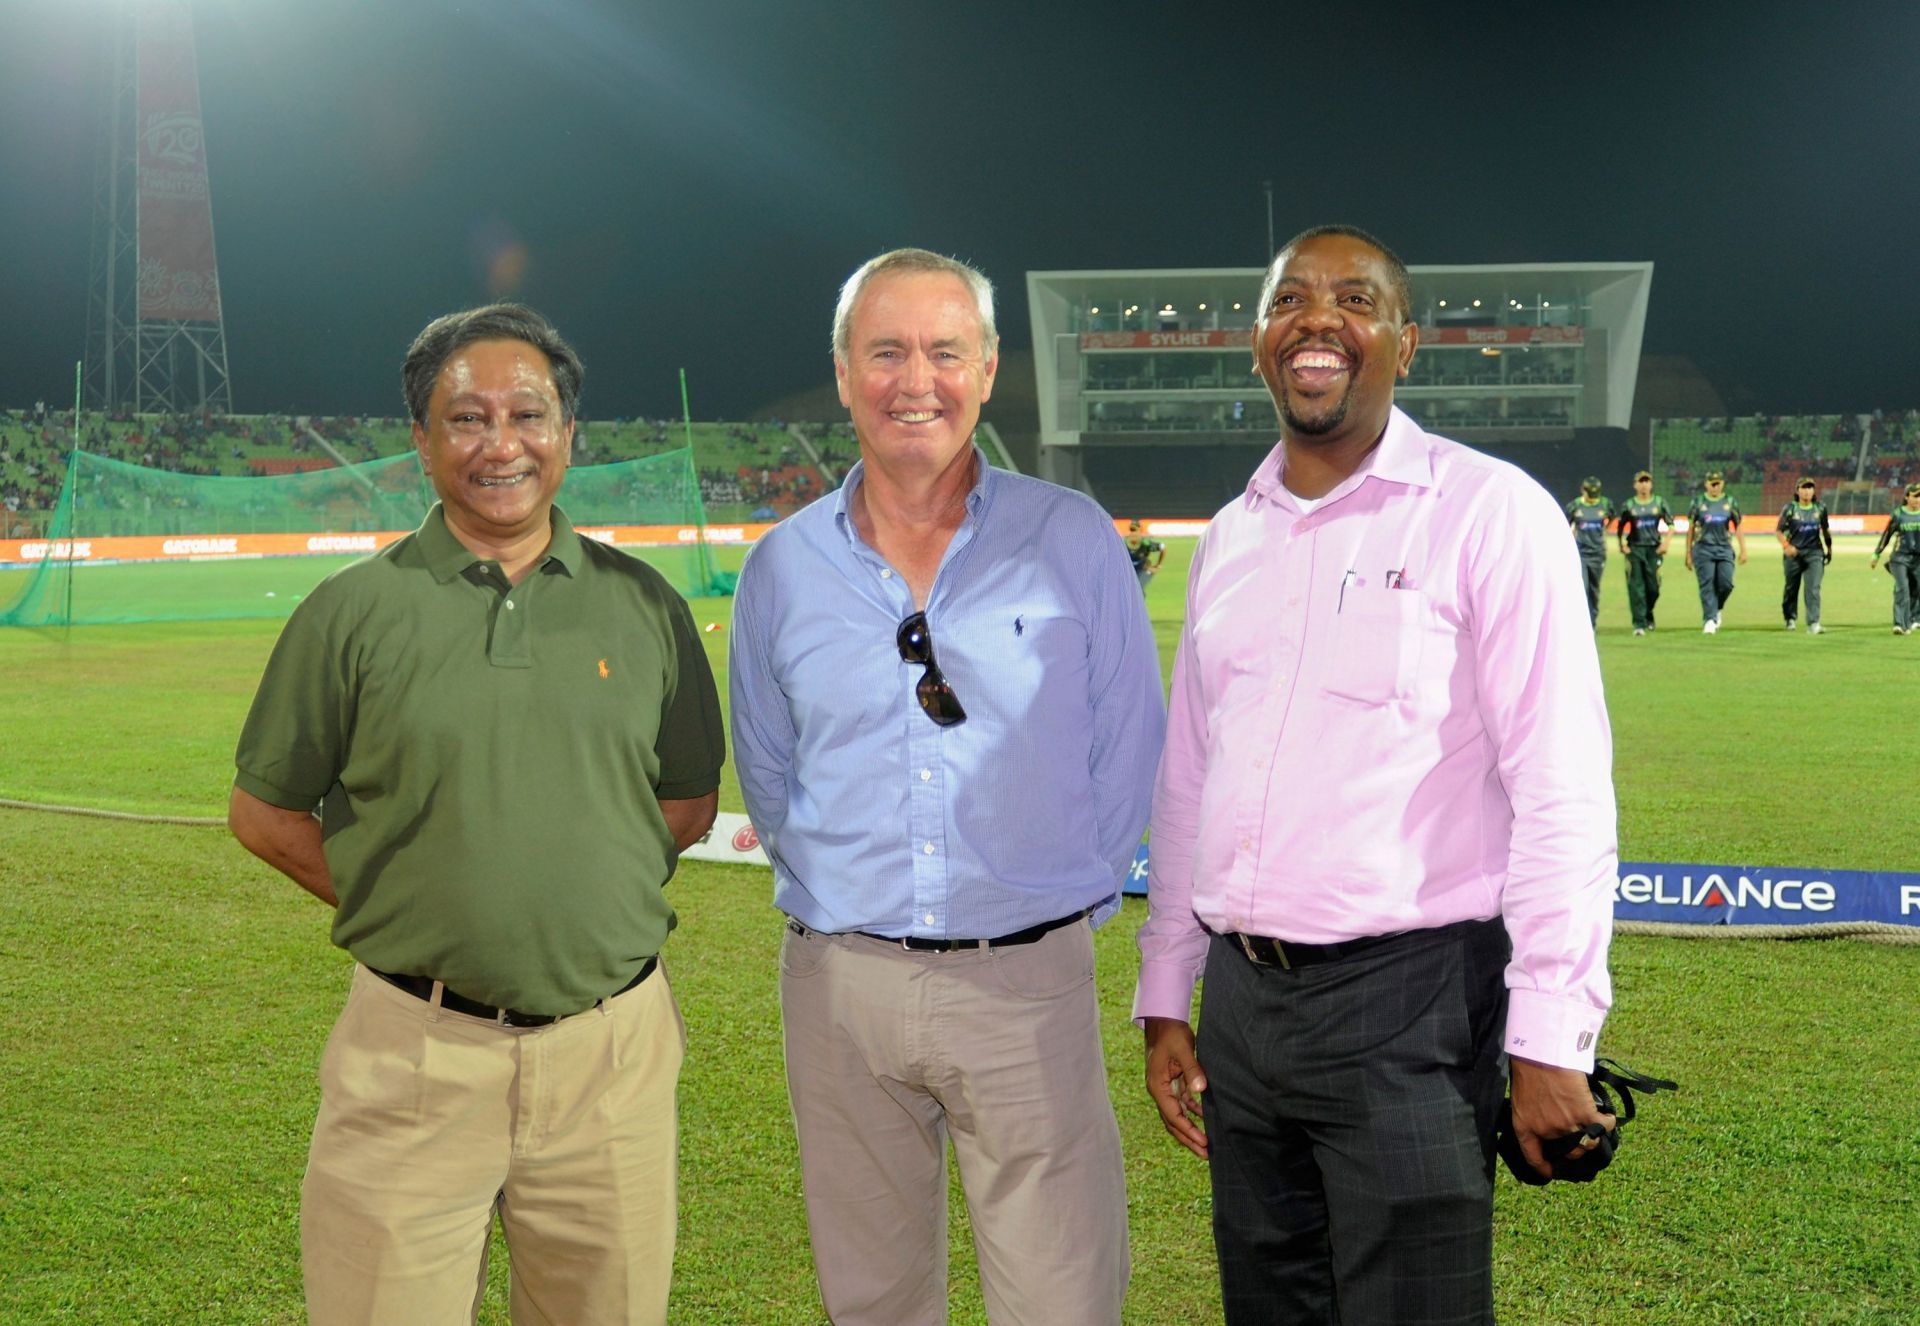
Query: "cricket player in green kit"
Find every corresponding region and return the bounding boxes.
[1776,478,1832,633]
[1566,475,1613,627]
[1686,470,1747,633]
[1871,482,1920,633]
[1617,470,1672,636]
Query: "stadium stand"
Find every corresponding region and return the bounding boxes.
[1651,412,1919,515]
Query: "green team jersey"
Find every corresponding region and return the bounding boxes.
[1620,495,1672,547]
[1127,538,1165,573]
[1877,507,1920,559]
[1688,493,1741,549]
[1776,501,1830,553]
[1566,496,1614,558]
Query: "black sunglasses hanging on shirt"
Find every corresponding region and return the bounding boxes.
[897,611,967,727]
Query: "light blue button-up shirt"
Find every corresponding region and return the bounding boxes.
[730,449,1165,938]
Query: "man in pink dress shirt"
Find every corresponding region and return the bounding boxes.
[1134,226,1618,1325]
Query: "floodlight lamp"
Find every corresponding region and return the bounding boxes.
[1472,299,1482,308]
[1198,303,1208,311]
[1438,300,1448,308]
[1089,306,1100,315]
[1162,304,1174,312]
[1232,302,1242,310]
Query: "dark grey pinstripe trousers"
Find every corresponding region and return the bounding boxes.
[1198,918,1510,1325]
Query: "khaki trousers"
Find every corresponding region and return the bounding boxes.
[780,920,1129,1326]
[301,963,684,1325]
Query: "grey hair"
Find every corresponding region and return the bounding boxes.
[403,303,584,425]
[831,248,997,361]
[1253,224,1413,329]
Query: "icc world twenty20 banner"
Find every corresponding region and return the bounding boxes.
[137,0,222,323]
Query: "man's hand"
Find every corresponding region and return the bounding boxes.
[1144,1017,1209,1159]
[1508,1056,1615,1180]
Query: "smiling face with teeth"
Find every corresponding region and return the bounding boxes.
[413,337,574,557]
[836,269,998,485]
[1253,232,1417,451]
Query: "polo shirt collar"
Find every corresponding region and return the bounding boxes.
[1245,405,1436,510]
[417,502,583,583]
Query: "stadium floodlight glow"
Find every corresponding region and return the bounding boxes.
[1089,306,1100,315]
[1198,302,1207,311]
[1472,299,1482,307]
[1438,299,1448,308]
[1232,302,1242,310]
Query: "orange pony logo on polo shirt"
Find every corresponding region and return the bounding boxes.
[597,658,610,679]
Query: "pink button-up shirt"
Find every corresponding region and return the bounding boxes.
[1134,407,1615,1071]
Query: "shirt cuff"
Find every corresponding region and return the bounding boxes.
[1504,988,1606,1072]
[1131,959,1200,1027]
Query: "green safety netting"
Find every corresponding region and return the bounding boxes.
[0,448,721,627]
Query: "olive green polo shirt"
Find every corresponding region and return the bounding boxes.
[234,504,724,1014]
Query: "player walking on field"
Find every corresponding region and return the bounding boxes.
[1617,470,1672,636]
[1871,482,1920,634]
[1566,476,1613,627]
[1125,518,1167,593]
[1686,471,1747,633]
[1776,478,1832,633]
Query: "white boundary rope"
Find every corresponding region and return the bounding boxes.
[4,797,1914,944]
[0,797,224,827]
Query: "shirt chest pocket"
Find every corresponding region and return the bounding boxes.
[1319,587,1427,705]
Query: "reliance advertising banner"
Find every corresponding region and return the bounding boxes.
[1120,846,1918,930]
[137,0,222,322]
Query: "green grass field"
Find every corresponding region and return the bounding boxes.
[2,537,1916,1323]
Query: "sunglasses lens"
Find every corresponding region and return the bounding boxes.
[916,672,967,726]
[897,612,966,726]
[897,613,932,664]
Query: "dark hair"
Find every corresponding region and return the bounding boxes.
[402,303,584,426]
[1257,224,1414,326]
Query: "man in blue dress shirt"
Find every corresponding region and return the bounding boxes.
[730,248,1165,1325]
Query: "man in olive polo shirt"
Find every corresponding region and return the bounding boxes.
[229,303,723,1326]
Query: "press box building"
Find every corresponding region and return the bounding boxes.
[1025,261,1653,515]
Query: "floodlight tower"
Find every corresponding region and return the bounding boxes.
[84,0,233,415]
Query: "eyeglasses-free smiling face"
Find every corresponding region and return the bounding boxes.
[1253,233,1417,448]
[836,270,997,481]
[413,338,573,548]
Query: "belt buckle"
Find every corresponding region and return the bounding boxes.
[1235,933,1289,970]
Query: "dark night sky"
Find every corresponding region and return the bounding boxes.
[4,0,1918,422]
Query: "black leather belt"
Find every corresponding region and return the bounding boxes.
[850,909,1088,952]
[1224,930,1407,970]
[371,956,657,1027]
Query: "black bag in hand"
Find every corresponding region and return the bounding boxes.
[1496,1058,1678,1185]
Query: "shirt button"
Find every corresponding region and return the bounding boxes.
[504,600,516,611]
[920,769,932,781]
[923,842,936,855]
[924,912,936,925]
[880,569,893,579]
[1238,837,1252,852]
